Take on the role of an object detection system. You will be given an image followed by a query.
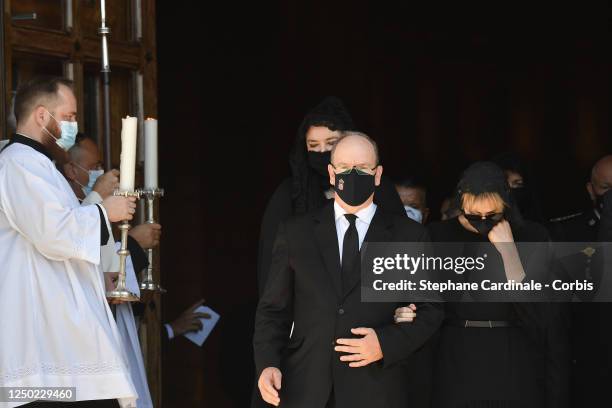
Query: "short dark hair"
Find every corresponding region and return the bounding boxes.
[395,176,427,202]
[396,177,427,194]
[14,76,74,125]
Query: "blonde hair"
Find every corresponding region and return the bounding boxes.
[461,192,507,212]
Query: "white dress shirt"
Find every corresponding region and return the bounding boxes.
[334,201,377,263]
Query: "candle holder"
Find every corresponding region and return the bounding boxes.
[106,189,142,302]
[139,187,166,294]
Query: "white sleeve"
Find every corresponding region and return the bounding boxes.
[83,190,103,205]
[0,157,101,264]
[101,240,121,272]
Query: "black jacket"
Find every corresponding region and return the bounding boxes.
[253,202,443,408]
[257,176,405,296]
[548,207,612,408]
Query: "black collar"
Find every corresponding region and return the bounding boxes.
[6,133,53,162]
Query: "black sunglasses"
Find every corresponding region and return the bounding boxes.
[461,211,504,222]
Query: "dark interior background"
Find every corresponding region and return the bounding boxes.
[156,2,612,406]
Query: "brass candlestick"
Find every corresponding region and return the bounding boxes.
[106,189,141,302]
[139,187,166,293]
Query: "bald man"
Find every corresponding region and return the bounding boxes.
[63,135,118,202]
[253,131,443,408]
[549,155,612,408]
[550,155,612,240]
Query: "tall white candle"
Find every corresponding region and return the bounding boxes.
[119,116,138,191]
[144,118,158,189]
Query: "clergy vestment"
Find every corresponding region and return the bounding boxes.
[0,136,137,408]
[113,242,153,408]
[81,190,152,408]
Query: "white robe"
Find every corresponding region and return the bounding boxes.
[83,191,120,275]
[0,143,137,408]
[114,246,154,408]
[83,192,153,408]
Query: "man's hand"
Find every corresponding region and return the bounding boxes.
[102,196,137,222]
[93,169,120,199]
[258,367,282,406]
[335,328,383,368]
[169,298,210,337]
[129,223,162,249]
[394,303,417,323]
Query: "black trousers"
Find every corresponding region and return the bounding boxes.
[22,400,119,407]
[326,388,335,408]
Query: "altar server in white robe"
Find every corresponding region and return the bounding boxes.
[0,76,138,408]
[63,137,156,408]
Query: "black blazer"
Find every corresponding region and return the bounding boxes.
[257,175,406,296]
[253,202,443,408]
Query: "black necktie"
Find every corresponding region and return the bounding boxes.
[341,213,359,293]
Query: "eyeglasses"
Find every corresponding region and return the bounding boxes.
[331,164,377,175]
[461,210,504,222]
[72,162,102,174]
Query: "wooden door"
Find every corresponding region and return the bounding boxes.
[1,1,162,406]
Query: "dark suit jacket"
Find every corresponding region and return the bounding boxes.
[549,208,612,408]
[253,202,443,408]
[257,176,406,296]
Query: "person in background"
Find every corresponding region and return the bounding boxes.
[548,154,612,408]
[492,152,544,222]
[63,133,117,202]
[439,195,461,221]
[257,96,405,296]
[63,135,159,278]
[65,135,209,345]
[395,177,429,224]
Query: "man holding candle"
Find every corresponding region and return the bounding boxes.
[63,133,120,203]
[62,132,163,408]
[0,76,139,407]
[64,134,161,280]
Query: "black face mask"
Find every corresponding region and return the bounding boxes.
[510,187,529,213]
[463,213,504,237]
[334,168,375,206]
[307,151,331,177]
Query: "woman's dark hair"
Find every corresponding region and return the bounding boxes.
[288,96,354,214]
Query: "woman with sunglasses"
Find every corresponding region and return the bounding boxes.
[395,161,568,408]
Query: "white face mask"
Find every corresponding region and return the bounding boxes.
[41,109,78,151]
[73,162,103,196]
[404,205,423,224]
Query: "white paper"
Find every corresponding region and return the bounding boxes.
[183,306,220,347]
